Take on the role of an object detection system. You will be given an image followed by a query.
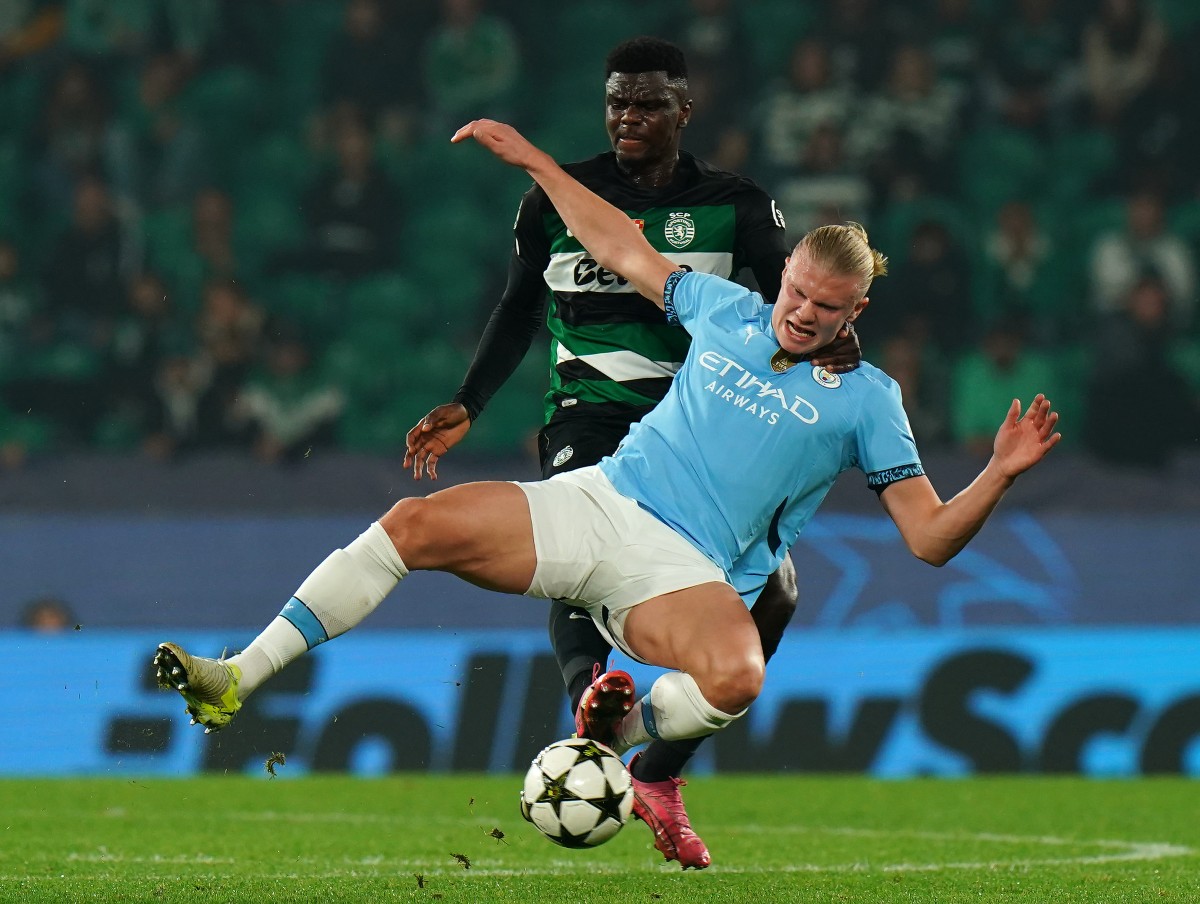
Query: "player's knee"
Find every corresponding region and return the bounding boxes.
[379,497,436,562]
[702,651,764,714]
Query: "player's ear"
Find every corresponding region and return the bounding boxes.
[847,297,870,322]
[678,99,693,128]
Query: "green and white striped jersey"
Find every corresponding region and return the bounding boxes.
[526,152,787,426]
[455,151,788,431]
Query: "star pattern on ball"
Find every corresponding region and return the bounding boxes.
[536,773,581,812]
[590,775,629,824]
[574,740,610,761]
[552,822,594,848]
[521,738,632,849]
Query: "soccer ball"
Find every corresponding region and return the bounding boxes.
[520,737,634,848]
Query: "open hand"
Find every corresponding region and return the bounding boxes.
[403,402,472,480]
[451,119,543,170]
[992,394,1061,479]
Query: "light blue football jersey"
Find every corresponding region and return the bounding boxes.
[598,271,923,587]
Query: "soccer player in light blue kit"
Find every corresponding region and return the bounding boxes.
[602,266,924,593]
[155,120,1061,865]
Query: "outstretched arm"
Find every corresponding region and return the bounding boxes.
[453,119,679,308]
[879,395,1061,566]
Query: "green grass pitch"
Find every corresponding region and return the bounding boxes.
[2,775,1198,903]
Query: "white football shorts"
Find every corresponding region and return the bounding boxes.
[515,464,728,662]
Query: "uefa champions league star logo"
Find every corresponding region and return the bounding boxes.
[798,511,1078,628]
[665,212,695,249]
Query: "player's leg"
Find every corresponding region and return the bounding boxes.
[630,553,799,781]
[614,582,765,750]
[519,471,758,870]
[549,599,640,749]
[548,600,615,715]
[624,558,798,867]
[538,421,618,715]
[156,482,537,730]
[602,581,763,870]
[749,553,798,661]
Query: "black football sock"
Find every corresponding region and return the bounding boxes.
[631,736,709,783]
[547,598,613,714]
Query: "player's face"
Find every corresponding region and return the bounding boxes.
[605,72,692,169]
[772,248,869,356]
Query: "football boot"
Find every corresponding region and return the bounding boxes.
[154,642,242,733]
[574,665,635,749]
[628,751,711,870]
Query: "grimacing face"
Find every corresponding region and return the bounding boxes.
[772,247,869,356]
[604,71,692,169]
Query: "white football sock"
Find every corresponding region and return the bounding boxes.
[613,671,745,753]
[228,521,407,699]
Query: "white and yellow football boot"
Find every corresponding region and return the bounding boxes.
[153,642,242,733]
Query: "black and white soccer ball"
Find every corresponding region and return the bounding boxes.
[519,737,634,848]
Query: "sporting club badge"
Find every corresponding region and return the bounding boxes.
[552,445,574,467]
[665,212,695,249]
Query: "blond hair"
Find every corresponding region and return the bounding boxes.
[798,222,888,294]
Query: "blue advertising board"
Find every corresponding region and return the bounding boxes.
[4,628,1197,778]
[2,512,1198,630]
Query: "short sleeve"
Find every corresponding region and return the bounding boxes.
[664,271,754,331]
[855,378,924,493]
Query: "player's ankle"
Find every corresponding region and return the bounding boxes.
[630,754,672,784]
[567,661,602,715]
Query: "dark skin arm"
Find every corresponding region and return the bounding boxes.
[404,196,548,480]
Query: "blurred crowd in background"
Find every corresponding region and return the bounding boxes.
[0,0,1198,473]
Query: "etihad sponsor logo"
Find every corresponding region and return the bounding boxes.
[665,212,695,249]
[698,350,820,424]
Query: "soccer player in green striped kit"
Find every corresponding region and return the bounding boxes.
[406,37,858,868]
